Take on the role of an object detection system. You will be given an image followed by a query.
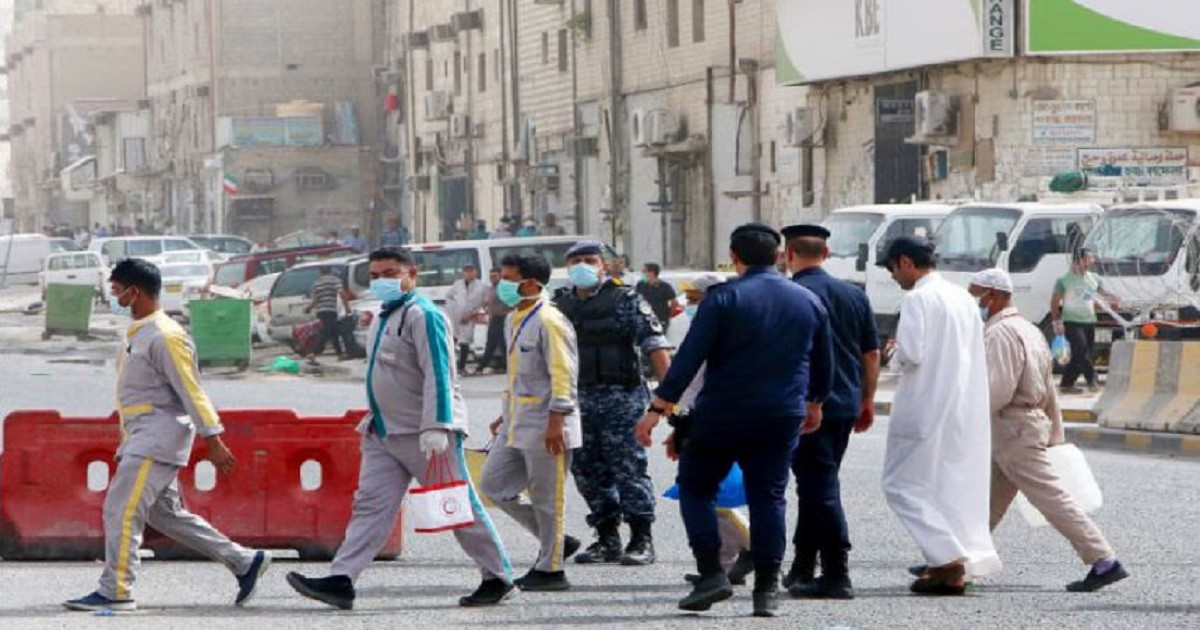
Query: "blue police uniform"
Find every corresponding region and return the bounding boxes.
[655,265,834,586]
[789,266,879,585]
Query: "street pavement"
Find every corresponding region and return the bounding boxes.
[0,300,1198,627]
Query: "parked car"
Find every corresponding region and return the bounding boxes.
[39,251,108,301]
[159,262,214,316]
[265,257,371,344]
[187,234,254,258]
[89,236,204,267]
[163,249,223,265]
[210,244,356,290]
[0,234,83,285]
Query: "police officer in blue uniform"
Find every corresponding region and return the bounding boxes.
[553,240,672,566]
[636,224,834,617]
[780,224,881,600]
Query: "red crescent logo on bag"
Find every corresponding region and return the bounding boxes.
[441,496,461,516]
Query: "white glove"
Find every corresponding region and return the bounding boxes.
[419,429,451,458]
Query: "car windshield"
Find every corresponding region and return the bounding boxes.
[160,264,210,280]
[274,266,346,298]
[49,239,82,253]
[935,207,1021,272]
[214,263,248,286]
[127,240,163,256]
[189,236,213,248]
[411,249,483,288]
[820,213,885,258]
[1084,207,1195,277]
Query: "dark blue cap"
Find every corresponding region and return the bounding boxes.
[730,222,781,245]
[781,224,832,240]
[566,239,604,259]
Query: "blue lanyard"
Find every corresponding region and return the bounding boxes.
[508,302,543,356]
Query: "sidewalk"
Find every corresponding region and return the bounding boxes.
[870,388,1099,423]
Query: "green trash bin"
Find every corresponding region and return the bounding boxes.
[43,283,96,340]
[187,299,252,371]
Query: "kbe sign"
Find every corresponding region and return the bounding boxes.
[983,0,1014,56]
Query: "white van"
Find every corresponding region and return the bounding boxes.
[0,234,83,285]
[934,202,1104,332]
[89,236,204,267]
[821,204,955,342]
[39,251,108,300]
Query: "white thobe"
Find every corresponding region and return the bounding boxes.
[883,272,1002,578]
[446,278,488,344]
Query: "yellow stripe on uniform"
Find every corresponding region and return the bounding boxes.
[114,458,154,599]
[163,331,220,429]
[541,310,573,401]
[550,452,566,572]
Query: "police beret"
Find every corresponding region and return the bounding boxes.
[780,224,832,240]
[565,239,604,258]
[730,222,781,244]
[878,236,936,267]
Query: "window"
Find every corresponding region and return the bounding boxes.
[935,207,1021,272]
[478,53,487,92]
[667,0,680,47]
[876,218,944,261]
[542,32,549,64]
[1087,208,1194,277]
[634,0,647,30]
[425,58,434,91]
[489,242,580,269]
[127,240,164,257]
[692,0,705,43]
[274,268,335,299]
[557,29,568,73]
[296,172,330,190]
[1008,217,1093,274]
[103,241,127,262]
[822,213,884,259]
[214,263,248,287]
[164,239,196,252]
[410,249,482,289]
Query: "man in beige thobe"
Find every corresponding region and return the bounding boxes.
[969,268,1128,593]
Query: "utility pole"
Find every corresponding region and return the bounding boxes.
[606,0,624,251]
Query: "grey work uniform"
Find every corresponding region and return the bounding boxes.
[480,297,582,573]
[101,311,256,601]
[329,293,513,583]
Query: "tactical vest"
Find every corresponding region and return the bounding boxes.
[554,282,641,388]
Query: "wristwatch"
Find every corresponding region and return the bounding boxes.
[648,404,671,416]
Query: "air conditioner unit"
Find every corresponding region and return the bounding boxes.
[424,91,451,121]
[450,114,472,138]
[630,109,649,147]
[451,10,483,31]
[430,24,458,42]
[646,109,680,146]
[1170,87,1200,133]
[571,136,599,156]
[540,173,561,190]
[402,31,430,49]
[786,107,812,147]
[914,91,958,138]
[195,85,210,97]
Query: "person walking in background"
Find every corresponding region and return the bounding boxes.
[879,237,1001,596]
[481,253,583,592]
[517,219,538,237]
[64,259,270,612]
[469,220,489,240]
[342,227,368,254]
[476,267,513,375]
[540,213,566,236]
[781,224,881,600]
[636,263,679,334]
[286,248,513,610]
[306,266,350,363]
[446,265,489,373]
[491,217,516,239]
[608,255,633,286]
[970,268,1128,593]
[1051,249,1119,394]
[636,224,833,617]
[379,217,410,247]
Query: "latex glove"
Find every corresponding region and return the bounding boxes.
[419,429,451,458]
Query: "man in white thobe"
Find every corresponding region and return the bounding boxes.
[446,264,489,372]
[879,237,1002,595]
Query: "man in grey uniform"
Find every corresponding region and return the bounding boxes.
[482,253,583,591]
[64,259,270,613]
[287,247,514,610]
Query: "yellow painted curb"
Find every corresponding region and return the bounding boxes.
[1181,437,1200,454]
[1125,433,1153,450]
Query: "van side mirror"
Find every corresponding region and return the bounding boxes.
[855,243,869,272]
[996,232,1009,253]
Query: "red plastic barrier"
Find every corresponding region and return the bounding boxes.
[0,409,403,561]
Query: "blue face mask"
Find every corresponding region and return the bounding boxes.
[496,279,524,307]
[370,278,408,303]
[569,263,601,289]
[980,307,990,322]
[109,289,132,318]
[685,305,699,319]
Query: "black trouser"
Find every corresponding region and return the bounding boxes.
[791,415,855,578]
[1061,322,1096,388]
[315,311,344,357]
[477,315,507,371]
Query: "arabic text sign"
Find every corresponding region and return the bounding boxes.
[1077,147,1189,185]
[1024,146,1078,176]
[1032,100,1096,145]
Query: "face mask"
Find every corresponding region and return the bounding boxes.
[978,295,991,322]
[109,288,133,318]
[370,278,408,303]
[685,305,699,319]
[569,263,601,289]
[496,279,524,307]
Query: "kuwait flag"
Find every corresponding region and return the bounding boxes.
[223,173,239,195]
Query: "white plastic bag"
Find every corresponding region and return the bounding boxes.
[408,455,476,534]
[1015,443,1103,528]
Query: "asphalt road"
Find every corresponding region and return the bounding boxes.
[0,323,1198,628]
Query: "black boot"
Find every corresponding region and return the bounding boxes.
[752,565,781,618]
[620,518,656,566]
[782,553,816,590]
[458,578,515,607]
[514,569,571,592]
[793,549,854,599]
[727,550,754,586]
[286,572,355,610]
[679,549,733,612]
[575,521,622,564]
[563,535,582,560]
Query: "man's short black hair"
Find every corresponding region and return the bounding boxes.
[644,262,662,275]
[109,258,162,297]
[730,223,782,267]
[500,253,551,285]
[881,237,937,270]
[368,247,415,265]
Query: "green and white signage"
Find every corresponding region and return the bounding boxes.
[776,0,1014,85]
[1027,0,1200,54]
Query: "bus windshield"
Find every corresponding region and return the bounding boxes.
[1084,207,1195,277]
[820,213,885,258]
[934,207,1021,272]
